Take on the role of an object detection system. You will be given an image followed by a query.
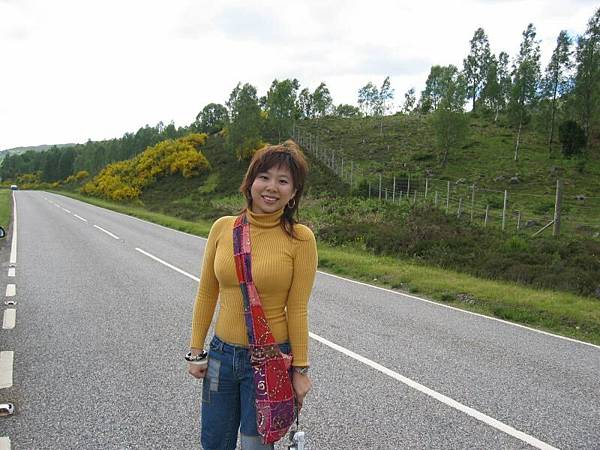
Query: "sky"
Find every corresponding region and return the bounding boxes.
[0,0,597,150]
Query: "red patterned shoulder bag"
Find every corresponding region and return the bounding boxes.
[233,213,296,444]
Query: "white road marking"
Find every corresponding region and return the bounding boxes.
[310,332,558,450]
[135,248,199,282]
[10,193,17,265]
[46,192,599,350]
[7,268,14,278]
[62,208,71,213]
[5,285,15,297]
[0,351,14,389]
[136,249,557,448]
[0,436,10,450]
[320,271,600,351]
[74,214,87,222]
[93,225,120,240]
[2,309,15,329]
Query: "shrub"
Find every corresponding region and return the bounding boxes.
[559,120,586,157]
[81,133,210,201]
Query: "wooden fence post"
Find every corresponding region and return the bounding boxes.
[446,181,450,213]
[484,205,489,227]
[502,190,508,231]
[470,184,476,223]
[392,176,396,203]
[553,179,562,237]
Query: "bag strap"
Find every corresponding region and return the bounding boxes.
[233,213,277,347]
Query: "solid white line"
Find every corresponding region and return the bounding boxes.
[44,192,598,350]
[93,225,120,240]
[309,332,558,450]
[9,193,17,265]
[320,271,600,351]
[135,248,199,282]
[5,285,15,297]
[0,436,10,450]
[0,351,14,389]
[7,268,15,277]
[74,214,88,222]
[2,309,15,330]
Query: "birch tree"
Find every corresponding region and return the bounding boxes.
[509,24,541,161]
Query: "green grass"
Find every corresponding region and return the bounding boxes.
[0,189,12,229]
[51,188,600,346]
[297,114,600,237]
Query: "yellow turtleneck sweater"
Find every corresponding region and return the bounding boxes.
[190,208,318,366]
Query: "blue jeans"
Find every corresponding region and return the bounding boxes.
[201,335,292,450]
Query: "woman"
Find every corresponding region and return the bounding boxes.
[187,140,318,450]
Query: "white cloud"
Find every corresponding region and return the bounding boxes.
[0,0,597,149]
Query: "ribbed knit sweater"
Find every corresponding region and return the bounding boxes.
[190,208,318,366]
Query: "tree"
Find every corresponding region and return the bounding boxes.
[543,31,573,154]
[195,103,228,134]
[265,79,300,141]
[333,104,361,118]
[480,52,513,121]
[402,88,416,113]
[312,82,333,117]
[430,70,468,165]
[226,82,263,160]
[298,88,313,119]
[357,82,379,116]
[377,76,394,116]
[420,65,462,113]
[463,28,492,111]
[509,23,541,161]
[574,7,600,149]
[375,76,394,135]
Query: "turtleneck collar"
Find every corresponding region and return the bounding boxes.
[246,207,284,228]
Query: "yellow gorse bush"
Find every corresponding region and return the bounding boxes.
[81,133,210,200]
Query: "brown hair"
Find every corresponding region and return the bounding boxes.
[239,140,308,238]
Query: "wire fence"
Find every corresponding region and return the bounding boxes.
[292,125,600,239]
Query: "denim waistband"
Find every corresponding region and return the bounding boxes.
[211,335,290,353]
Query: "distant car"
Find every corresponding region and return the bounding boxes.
[10,185,17,190]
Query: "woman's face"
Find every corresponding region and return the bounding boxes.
[250,165,297,214]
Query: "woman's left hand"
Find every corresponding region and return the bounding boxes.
[292,371,312,409]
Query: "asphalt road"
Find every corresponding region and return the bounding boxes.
[0,191,598,449]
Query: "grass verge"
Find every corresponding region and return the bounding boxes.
[52,189,600,346]
[0,189,12,229]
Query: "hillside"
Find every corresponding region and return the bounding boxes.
[0,143,77,157]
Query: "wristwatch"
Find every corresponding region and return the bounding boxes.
[293,366,309,375]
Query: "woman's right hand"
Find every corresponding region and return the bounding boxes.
[188,363,208,379]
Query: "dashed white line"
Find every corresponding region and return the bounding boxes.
[0,351,14,389]
[62,208,71,213]
[2,309,15,330]
[93,225,120,240]
[0,436,10,450]
[7,268,14,278]
[74,214,87,222]
[135,248,199,282]
[135,248,557,449]
[5,285,15,297]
